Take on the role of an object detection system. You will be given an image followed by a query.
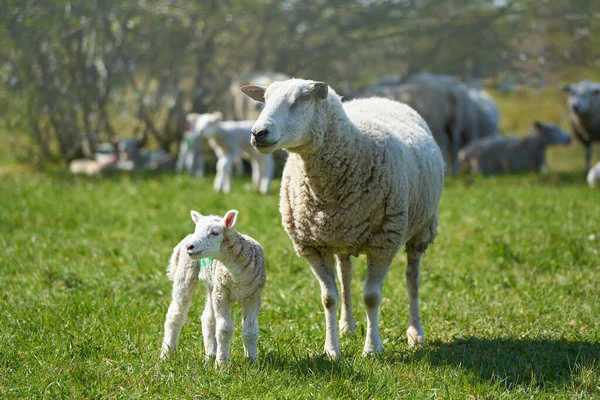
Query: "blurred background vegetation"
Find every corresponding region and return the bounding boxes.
[0,0,599,165]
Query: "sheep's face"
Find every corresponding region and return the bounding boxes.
[185,210,238,260]
[533,121,571,146]
[187,112,222,139]
[241,79,329,154]
[563,81,600,117]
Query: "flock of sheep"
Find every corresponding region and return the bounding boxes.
[157,74,600,366]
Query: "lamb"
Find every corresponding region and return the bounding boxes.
[116,136,175,172]
[241,79,445,358]
[160,210,266,365]
[587,162,600,189]
[68,142,119,176]
[562,80,600,172]
[188,112,274,194]
[458,121,571,175]
[176,113,207,178]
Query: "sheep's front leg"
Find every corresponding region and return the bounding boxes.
[363,253,393,354]
[241,294,261,362]
[160,268,199,359]
[305,251,340,359]
[201,286,217,360]
[213,290,234,366]
[335,254,356,336]
[405,249,425,347]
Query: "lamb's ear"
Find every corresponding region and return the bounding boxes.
[212,111,223,122]
[241,85,266,103]
[561,84,572,93]
[187,113,200,123]
[223,210,239,229]
[190,210,203,224]
[307,81,328,101]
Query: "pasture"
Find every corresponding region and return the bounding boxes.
[1,145,599,398]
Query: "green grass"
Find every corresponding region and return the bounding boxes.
[1,161,599,398]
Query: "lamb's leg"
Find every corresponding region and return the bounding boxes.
[241,293,261,362]
[258,155,274,195]
[201,286,217,360]
[306,251,340,359]
[363,253,393,354]
[214,156,225,192]
[160,268,199,359]
[234,156,244,177]
[221,155,234,193]
[405,248,425,347]
[191,151,204,178]
[335,254,356,336]
[213,289,234,366]
[251,159,260,190]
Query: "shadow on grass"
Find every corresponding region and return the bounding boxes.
[406,337,599,389]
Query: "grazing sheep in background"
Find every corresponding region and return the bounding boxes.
[68,142,118,176]
[189,112,274,194]
[116,137,175,172]
[587,162,600,188]
[160,210,266,366]
[562,81,600,172]
[458,121,571,175]
[241,78,445,358]
[176,114,207,178]
[356,73,498,174]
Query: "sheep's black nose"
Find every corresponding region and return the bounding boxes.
[252,128,270,138]
[186,244,194,251]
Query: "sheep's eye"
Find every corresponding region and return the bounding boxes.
[210,231,220,236]
[299,92,311,100]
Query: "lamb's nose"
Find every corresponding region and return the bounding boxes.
[252,128,269,138]
[186,244,194,251]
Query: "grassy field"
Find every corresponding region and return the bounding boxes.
[1,150,599,398]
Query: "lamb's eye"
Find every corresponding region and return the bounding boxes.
[210,231,220,236]
[299,92,311,100]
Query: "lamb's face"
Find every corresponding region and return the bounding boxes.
[185,210,238,260]
[241,79,329,154]
[533,121,571,146]
[188,113,222,139]
[563,81,600,117]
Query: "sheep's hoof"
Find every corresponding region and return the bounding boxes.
[406,326,424,348]
[324,348,341,361]
[159,347,173,361]
[362,344,384,356]
[205,354,216,362]
[339,321,357,337]
[215,358,229,367]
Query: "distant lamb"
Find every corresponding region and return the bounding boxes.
[116,136,175,172]
[176,114,207,178]
[241,79,445,358]
[186,112,274,194]
[458,121,571,175]
[562,80,600,172]
[587,162,600,189]
[160,210,266,365]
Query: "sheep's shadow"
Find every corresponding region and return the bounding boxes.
[397,337,599,389]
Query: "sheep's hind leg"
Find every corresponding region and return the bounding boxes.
[201,286,217,360]
[160,267,199,359]
[241,294,261,362]
[363,253,394,354]
[305,251,340,359]
[335,254,356,336]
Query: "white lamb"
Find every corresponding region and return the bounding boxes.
[588,162,600,189]
[241,79,445,358]
[185,112,275,194]
[160,210,266,365]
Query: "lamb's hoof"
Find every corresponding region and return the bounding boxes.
[406,326,424,348]
[362,344,384,356]
[339,321,357,337]
[159,348,173,361]
[205,354,216,362]
[245,356,257,364]
[215,358,229,367]
[324,348,341,361]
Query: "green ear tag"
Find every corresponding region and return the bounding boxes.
[200,257,214,271]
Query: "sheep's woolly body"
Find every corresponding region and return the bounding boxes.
[281,97,444,258]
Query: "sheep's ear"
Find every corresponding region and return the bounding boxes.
[190,210,203,224]
[561,84,572,93]
[241,85,266,103]
[223,210,238,229]
[307,81,328,101]
[212,112,223,122]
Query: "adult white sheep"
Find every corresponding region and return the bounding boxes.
[186,112,274,194]
[241,79,445,358]
[160,210,266,365]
